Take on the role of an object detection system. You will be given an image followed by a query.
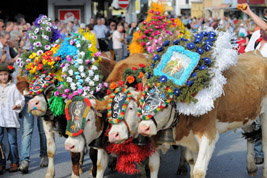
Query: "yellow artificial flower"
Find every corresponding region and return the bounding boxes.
[42,59,48,65]
[29,66,37,74]
[29,52,37,59]
[48,61,55,66]
[79,28,98,57]
[26,62,33,69]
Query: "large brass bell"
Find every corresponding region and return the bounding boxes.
[133,134,150,146]
[155,128,175,144]
[89,136,104,149]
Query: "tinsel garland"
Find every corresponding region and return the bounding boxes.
[106,138,155,175]
[49,88,65,116]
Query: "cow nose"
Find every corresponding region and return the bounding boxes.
[28,100,40,110]
[138,125,151,135]
[109,132,121,143]
[65,144,75,151]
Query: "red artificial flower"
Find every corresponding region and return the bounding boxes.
[139,64,146,68]
[141,42,146,46]
[37,64,43,70]
[107,89,111,95]
[118,81,124,87]
[45,51,53,56]
[7,65,14,70]
[132,67,137,71]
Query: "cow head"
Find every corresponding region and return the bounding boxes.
[27,74,57,117]
[138,86,176,137]
[108,87,141,144]
[65,95,108,153]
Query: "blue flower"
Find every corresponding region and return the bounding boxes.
[199,65,207,71]
[174,88,181,96]
[203,57,212,65]
[196,47,204,54]
[208,35,216,42]
[195,34,203,40]
[153,54,160,61]
[157,46,164,52]
[204,40,213,46]
[147,72,151,79]
[173,39,180,45]
[151,63,155,69]
[76,75,81,80]
[78,79,84,84]
[208,31,216,36]
[191,72,197,78]
[159,75,168,83]
[187,80,194,86]
[181,37,188,41]
[74,72,80,75]
[194,39,201,44]
[163,40,170,47]
[200,31,208,36]
[204,45,211,52]
[186,42,196,50]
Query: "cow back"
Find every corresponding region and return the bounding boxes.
[105,53,148,83]
[98,57,116,81]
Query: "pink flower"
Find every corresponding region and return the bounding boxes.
[70,39,75,45]
[153,39,158,44]
[155,11,160,15]
[62,94,67,98]
[141,35,146,39]
[150,9,154,13]
[170,18,175,21]
[151,32,156,37]
[147,46,152,53]
[157,16,162,20]
[86,60,91,64]
[60,63,65,68]
[78,88,83,94]
[144,30,149,34]
[94,51,101,57]
[99,83,103,89]
[155,26,160,29]
[66,56,72,62]
[61,74,67,78]
[143,21,147,25]
[54,91,60,96]
[104,82,108,88]
[148,23,151,27]
[149,28,153,32]
[73,91,79,96]
[143,26,147,29]
[156,30,161,35]
[148,37,153,40]
[146,42,151,46]
[141,42,146,46]
[64,89,70,93]
[151,16,155,19]
[68,94,73,99]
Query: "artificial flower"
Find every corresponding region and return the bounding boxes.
[77,58,83,64]
[68,69,73,76]
[132,67,137,71]
[78,66,84,72]
[89,70,94,76]
[204,45,211,52]
[89,81,95,86]
[139,64,146,68]
[186,43,195,50]
[29,53,37,59]
[26,59,31,63]
[19,61,24,67]
[174,88,180,96]
[138,72,144,79]
[45,45,51,50]
[127,75,135,84]
[196,47,204,54]
[7,65,14,70]
[67,77,73,83]
[203,57,212,65]
[16,58,21,64]
[81,72,86,78]
[91,65,98,70]
[199,65,207,71]
[110,82,118,90]
[159,75,167,83]
[187,80,194,86]
[94,75,99,81]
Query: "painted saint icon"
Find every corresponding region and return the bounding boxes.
[162,58,185,80]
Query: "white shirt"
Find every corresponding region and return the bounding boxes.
[0,82,25,128]
[112,31,122,49]
[245,30,267,58]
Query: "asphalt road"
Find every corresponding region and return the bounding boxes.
[1,120,264,178]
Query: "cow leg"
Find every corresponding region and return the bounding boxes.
[89,148,97,177]
[177,146,189,176]
[71,152,81,178]
[242,124,257,177]
[185,148,196,178]
[193,133,219,178]
[96,149,108,178]
[79,151,84,175]
[260,113,267,178]
[149,150,160,178]
[42,120,56,178]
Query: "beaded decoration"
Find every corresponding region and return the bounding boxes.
[137,83,174,120]
[65,96,91,137]
[29,73,57,95]
[107,87,133,125]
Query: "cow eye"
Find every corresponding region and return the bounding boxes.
[129,107,133,110]
[87,118,90,122]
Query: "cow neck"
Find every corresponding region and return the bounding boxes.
[161,103,179,130]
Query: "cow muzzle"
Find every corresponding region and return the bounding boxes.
[138,124,151,136]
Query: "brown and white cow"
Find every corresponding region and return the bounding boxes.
[136,51,267,178]
[64,53,149,178]
[17,56,116,178]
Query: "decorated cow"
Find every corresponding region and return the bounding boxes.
[16,15,116,178]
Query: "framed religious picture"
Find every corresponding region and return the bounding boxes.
[153,46,200,86]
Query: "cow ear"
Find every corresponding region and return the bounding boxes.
[94,97,109,113]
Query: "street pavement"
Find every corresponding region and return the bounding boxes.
[1,120,264,178]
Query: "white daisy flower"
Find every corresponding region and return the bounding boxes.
[69,69,73,76]
[88,70,94,76]
[37,50,43,56]
[81,72,86,78]
[77,58,83,64]
[91,65,98,70]
[94,75,99,81]
[89,81,95,86]
[34,28,39,34]
[78,66,84,72]
[67,77,72,83]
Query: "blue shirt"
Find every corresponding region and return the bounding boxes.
[93,25,107,39]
